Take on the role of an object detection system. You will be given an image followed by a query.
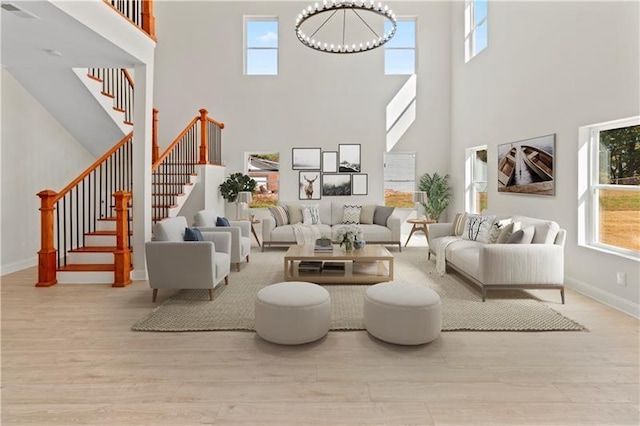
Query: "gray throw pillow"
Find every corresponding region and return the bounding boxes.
[506,226,535,244]
[373,206,394,226]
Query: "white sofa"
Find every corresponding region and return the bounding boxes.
[427,214,566,303]
[262,201,402,252]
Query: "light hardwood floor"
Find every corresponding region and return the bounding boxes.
[2,246,639,425]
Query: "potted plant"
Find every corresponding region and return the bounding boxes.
[418,172,453,222]
[219,173,257,203]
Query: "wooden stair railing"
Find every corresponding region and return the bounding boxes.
[87,68,134,126]
[103,0,156,40]
[151,109,225,222]
[37,133,134,287]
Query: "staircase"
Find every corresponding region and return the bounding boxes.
[36,104,225,286]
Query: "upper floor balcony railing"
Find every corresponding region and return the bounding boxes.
[103,0,155,40]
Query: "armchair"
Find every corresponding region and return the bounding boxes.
[146,216,231,302]
[194,209,251,271]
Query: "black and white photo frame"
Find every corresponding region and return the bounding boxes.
[322,151,338,173]
[298,172,321,200]
[338,144,361,172]
[292,148,321,170]
[351,173,368,195]
[322,174,351,196]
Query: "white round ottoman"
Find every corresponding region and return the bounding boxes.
[255,281,331,345]
[364,281,441,345]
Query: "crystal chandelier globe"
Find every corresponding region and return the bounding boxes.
[295,0,397,54]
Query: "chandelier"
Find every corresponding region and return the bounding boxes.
[295,0,397,54]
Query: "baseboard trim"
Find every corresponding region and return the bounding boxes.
[131,268,148,281]
[1,257,37,276]
[565,276,640,319]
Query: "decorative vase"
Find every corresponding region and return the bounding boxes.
[354,239,366,250]
[340,240,353,252]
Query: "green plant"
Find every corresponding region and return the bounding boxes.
[219,173,257,202]
[418,172,453,222]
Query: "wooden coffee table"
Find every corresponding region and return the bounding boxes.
[284,244,394,284]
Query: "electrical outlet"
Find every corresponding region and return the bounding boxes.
[616,272,627,286]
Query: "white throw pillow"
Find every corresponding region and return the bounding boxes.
[302,204,321,225]
[488,218,512,244]
[342,205,362,224]
[461,214,496,243]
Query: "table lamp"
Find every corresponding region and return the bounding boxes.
[236,191,253,220]
[413,191,427,220]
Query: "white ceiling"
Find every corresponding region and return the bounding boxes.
[1,1,140,69]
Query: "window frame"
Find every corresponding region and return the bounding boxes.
[244,16,279,76]
[581,116,640,260]
[465,145,488,214]
[384,17,417,75]
[464,0,488,63]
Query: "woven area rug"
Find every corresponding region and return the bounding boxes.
[132,247,587,332]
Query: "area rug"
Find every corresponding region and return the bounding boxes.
[132,247,587,332]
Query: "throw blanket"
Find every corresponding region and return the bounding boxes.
[434,236,462,276]
[292,224,321,244]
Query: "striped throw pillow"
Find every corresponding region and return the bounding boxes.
[452,213,467,236]
[268,206,289,227]
[342,205,362,224]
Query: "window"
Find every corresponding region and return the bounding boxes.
[246,152,279,208]
[464,0,487,62]
[245,18,278,75]
[384,152,415,207]
[466,146,488,213]
[581,117,639,257]
[385,19,416,75]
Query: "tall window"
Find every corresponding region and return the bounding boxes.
[245,18,278,75]
[385,19,416,75]
[582,118,639,257]
[246,152,280,207]
[464,0,487,62]
[384,152,415,208]
[466,146,488,213]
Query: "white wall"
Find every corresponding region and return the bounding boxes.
[450,1,640,314]
[1,69,95,274]
[153,1,451,214]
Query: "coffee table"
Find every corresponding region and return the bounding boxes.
[284,244,394,284]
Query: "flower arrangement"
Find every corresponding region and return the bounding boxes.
[336,225,364,251]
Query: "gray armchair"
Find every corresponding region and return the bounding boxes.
[146,216,231,302]
[194,209,251,271]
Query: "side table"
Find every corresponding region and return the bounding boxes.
[250,218,261,247]
[404,218,436,247]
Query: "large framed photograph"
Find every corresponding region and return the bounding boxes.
[498,134,555,196]
[352,173,368,195]
[299,172,321,200]
[338,144,361,172]
[292,148,321,170]
[322,151,338,173]
[322,174,352,196]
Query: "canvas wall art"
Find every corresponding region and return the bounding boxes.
[322,174,351,196]
[338,144,361,172]
[292,148,321,170]
[497,134,555,196]
[322,151,338,173]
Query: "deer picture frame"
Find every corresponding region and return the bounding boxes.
[299,172,321,200]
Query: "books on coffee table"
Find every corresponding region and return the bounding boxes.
[298,261,323,273]
[322,261,345,273]
[314,237,333,252]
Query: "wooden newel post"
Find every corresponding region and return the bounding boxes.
[198,108,209,165]
[112,191,132,287]
[152,108,159,164]
[36,190,58,287]
[141,0,156,39]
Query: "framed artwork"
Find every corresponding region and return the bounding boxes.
[292,148,321,170]
[299,172,321,200]
[322,174,352,196]
[497,134,555,196]
[322,151,338,173]
[351,174,368,195]
[338,144,361,172]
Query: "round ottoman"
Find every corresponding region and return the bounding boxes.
[255,281,331,345]
[364,281,441,345]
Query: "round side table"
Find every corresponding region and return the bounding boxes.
[404,218,436,247]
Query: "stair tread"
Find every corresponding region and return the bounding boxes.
[58,264,115,272]
[86,230,132,236]
[69,246,117,253]
[152,204,179,208]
